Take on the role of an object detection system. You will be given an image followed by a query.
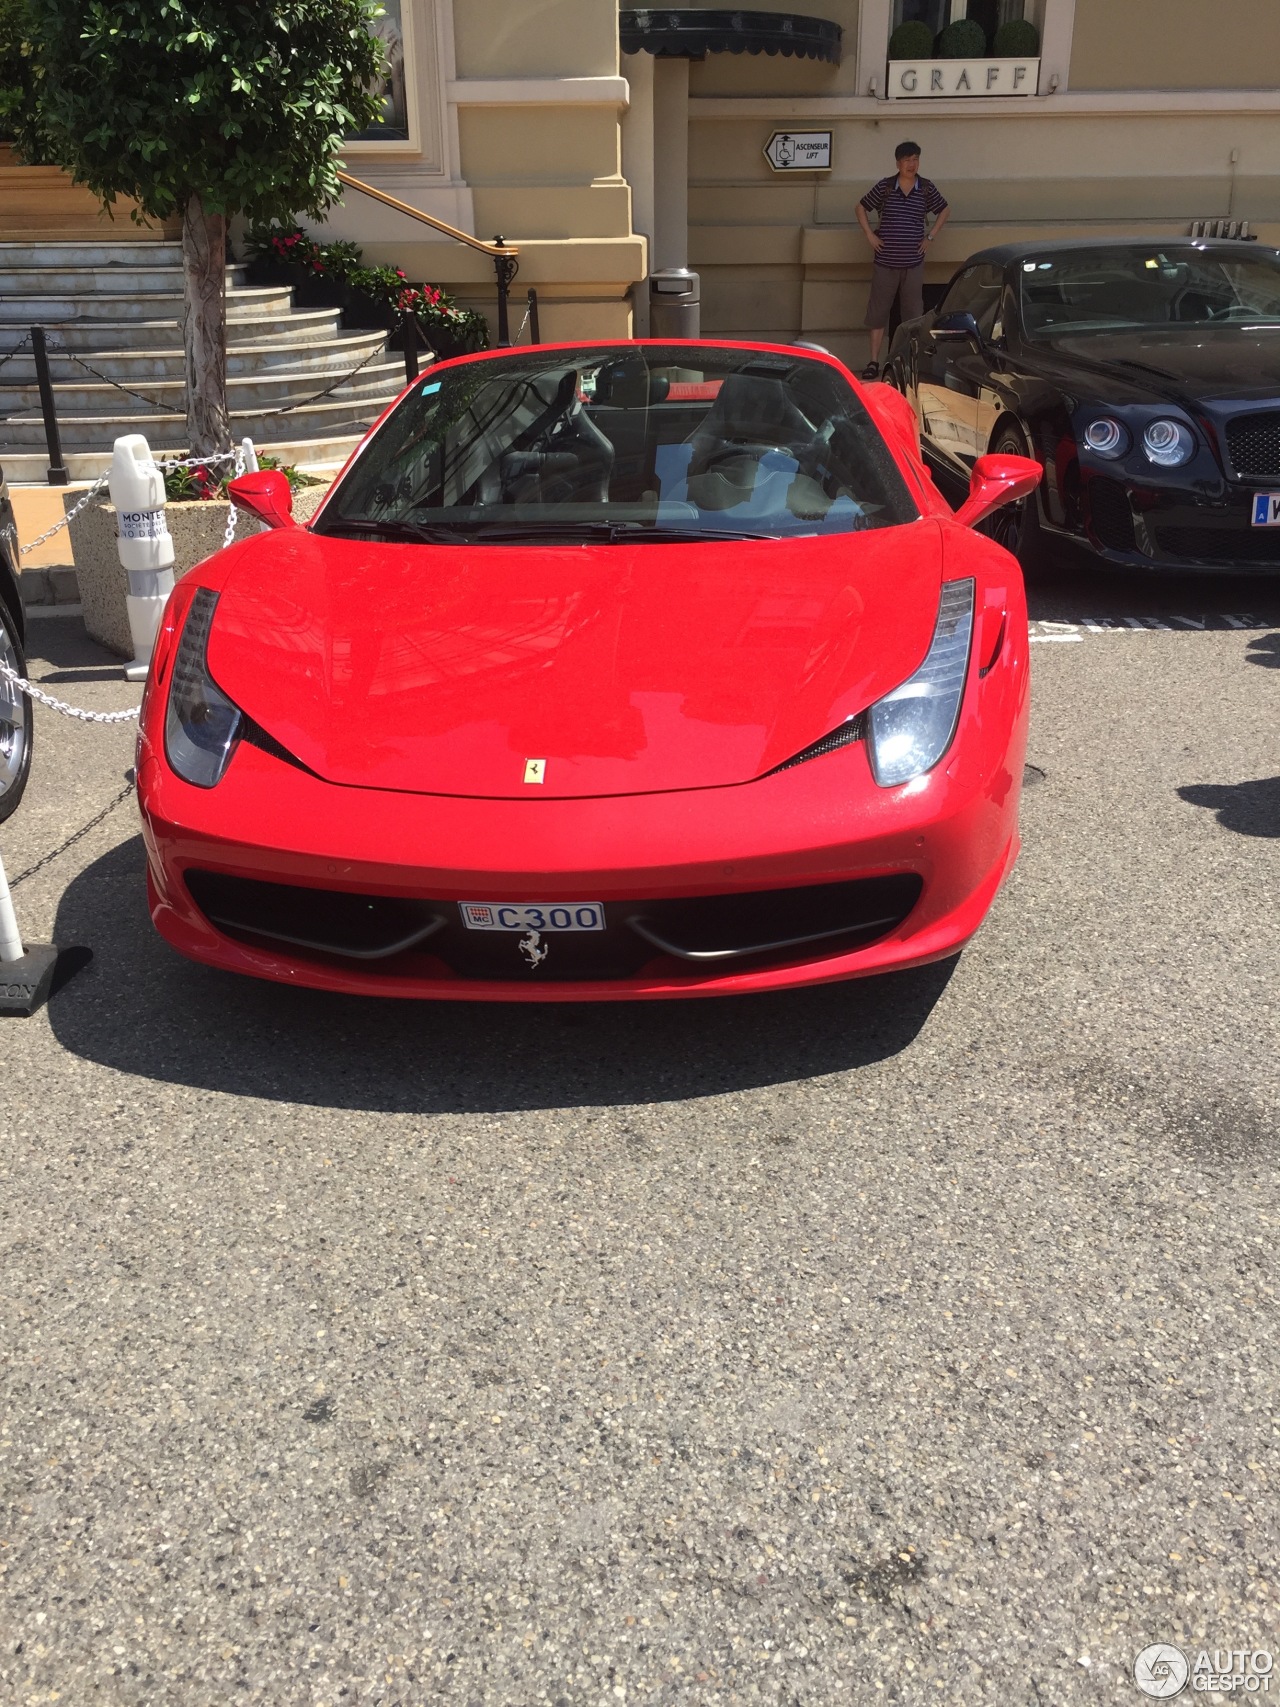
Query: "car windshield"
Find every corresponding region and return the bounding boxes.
[318,343,918,544]
[1019,246,1280,337]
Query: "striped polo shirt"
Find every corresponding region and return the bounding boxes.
[860,174,948,270]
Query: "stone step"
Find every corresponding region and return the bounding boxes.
[0,330,391,383]
[0,308,347,350]
[0,285,297,323]
[2,430,366,482]
[0,265,246,294]
[0,358,405,415]
[0,240,187,268]
[0,389,402,450]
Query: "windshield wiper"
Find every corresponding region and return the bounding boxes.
[317,517,792,546]
[316,519,468,544]
[450,520,788,544]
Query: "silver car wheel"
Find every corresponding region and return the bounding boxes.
[0,612,30,812]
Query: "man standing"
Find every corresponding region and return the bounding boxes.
[856,141,950,379]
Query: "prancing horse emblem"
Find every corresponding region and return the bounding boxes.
[519,929,549,968]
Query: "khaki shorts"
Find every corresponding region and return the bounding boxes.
[864,262,925,330]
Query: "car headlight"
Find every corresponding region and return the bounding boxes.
[1142,418,1195,467]
[868,579,974,788]
[165,587,243,787]
[1082,417,1127,457]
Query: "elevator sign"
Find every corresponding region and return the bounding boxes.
[763,130,832,172]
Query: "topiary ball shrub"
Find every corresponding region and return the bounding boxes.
[936,17,987,57]
[888,19,935,58]
[993,17,1040,54]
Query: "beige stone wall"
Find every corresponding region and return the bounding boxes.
[313,0,643,344]
[454,0,618,77]
[688,1,860,97]
[1070,0,1278,90]
[689,104,1280,365]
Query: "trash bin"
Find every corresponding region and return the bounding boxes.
[649,268,700,339]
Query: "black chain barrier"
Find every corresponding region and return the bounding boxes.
[8,775,136,890]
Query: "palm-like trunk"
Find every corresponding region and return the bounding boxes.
[181,195,230,460]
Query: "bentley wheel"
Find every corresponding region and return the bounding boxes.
[983,423,1045,575]
[0,599,33,825]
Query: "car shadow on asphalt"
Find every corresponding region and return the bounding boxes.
[1178,776,1280,838]
[47,838,957,1113]
[1026,563,1280,624]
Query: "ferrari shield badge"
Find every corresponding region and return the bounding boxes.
[519,930,549,968]
[524,758,546,785]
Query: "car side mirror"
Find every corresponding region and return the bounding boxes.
[953,453,1042,529]
[227,471,297,530]
[931,310,982,344]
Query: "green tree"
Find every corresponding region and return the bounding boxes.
[0,0,50,162]
[24,1,386,457]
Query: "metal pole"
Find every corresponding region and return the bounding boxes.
[493,239,518,348]
[31,326,69,487]
[0,853,23,963]
[400,312,420,385]
[527,288,541,345]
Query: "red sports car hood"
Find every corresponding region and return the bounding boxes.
[207,524,944,798]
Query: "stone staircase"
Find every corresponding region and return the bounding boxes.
[0,240,407,480]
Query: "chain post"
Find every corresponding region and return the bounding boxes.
[31,327,69,487]
[493,239,518,348]
[401,312,420,385]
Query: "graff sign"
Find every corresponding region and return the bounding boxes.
[888,58,1039,98]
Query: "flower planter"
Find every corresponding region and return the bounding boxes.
[291,273,351,310]
[69,486,331,658]
[342,291,398,332]
[244,256,307,289]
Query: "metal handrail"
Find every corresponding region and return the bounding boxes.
[336,168,521,344]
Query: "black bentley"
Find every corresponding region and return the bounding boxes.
[885,238,1280,574]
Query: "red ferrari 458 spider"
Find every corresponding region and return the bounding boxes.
[136,339,1038,1001]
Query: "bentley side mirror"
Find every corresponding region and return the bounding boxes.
[954,453,1042,529]
[227,470,297,530]
[931,310,982,344]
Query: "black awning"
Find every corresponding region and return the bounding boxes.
[620,9,842,63]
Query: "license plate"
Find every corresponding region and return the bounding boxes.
[1252,493,1280,526]
[460,902,605,932]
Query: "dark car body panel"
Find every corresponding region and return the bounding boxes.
[0,467,23,644]
[889,237,1280,571]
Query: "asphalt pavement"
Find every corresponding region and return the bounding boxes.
[0,568,1277,1706]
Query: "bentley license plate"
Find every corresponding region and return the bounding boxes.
[460,902,605,932]
[1251,493,1280,527]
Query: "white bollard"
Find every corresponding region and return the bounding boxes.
[0,845,92,1015]
[0,852,23,963]
[110,433,175,683]
[240,436,259,473]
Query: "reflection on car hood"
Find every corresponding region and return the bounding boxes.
[1038,325,1280,403]
[207,523,944,799]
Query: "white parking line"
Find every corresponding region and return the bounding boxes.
[1029,613,1274,642]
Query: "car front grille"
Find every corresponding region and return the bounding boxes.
[1225,411,1280,480]
[185,870,924,981]
[1085,477,1136,552]
[1154,527,1280,566]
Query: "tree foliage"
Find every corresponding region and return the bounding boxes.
[0,0,50,161]
[23,0,387,223]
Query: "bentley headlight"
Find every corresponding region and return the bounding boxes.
[1142,418,1195,467]
[1083,417,1126,457]
[165,587,243,788]
[869,579,974,788]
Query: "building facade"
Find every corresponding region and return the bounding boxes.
[6,0,1278,364]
